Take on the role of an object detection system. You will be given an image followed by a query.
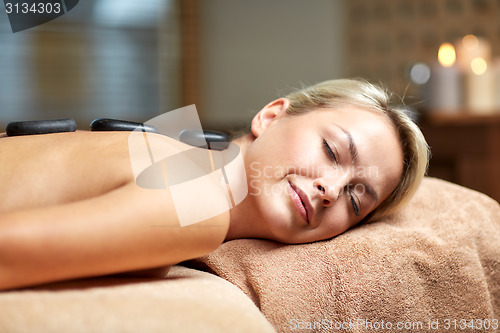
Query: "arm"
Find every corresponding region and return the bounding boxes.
[0,182,229,290]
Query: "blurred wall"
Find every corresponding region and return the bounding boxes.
[0,0,345,131]
[345,0,500,103]
[198,0,345,130]
[0,0,180,130]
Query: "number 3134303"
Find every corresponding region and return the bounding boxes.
[5,2,62,14]
[443,319,498,330]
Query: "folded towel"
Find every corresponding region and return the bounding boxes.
[195,178,500,332]
[0,266,276,333]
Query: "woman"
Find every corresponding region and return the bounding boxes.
[0,79,429,290]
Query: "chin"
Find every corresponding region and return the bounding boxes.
[250,184,302,242]
[261,215,303,244]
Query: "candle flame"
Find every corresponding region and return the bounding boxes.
[470,57,487,75]
[438,43,456,67]
[463,34,479,51]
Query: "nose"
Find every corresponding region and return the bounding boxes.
[312,173,349,207]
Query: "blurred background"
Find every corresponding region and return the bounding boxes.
[1,0,499,200]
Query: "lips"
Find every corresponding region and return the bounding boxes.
[288,181,314,224]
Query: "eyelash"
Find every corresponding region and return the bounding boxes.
[322,139,360,216]
[322,139,338,164]
[349,191,360,216]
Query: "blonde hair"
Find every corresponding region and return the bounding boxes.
[284,78,430,222]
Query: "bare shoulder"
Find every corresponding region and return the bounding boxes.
[0,130,231,235]
[0,131,189,212]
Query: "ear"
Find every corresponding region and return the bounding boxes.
[250,98,290,138]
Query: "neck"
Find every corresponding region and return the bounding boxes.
[224,133,256,242]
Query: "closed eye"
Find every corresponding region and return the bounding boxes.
[323,139,359,215]
[349,191,360,216]
[322,139,338,164]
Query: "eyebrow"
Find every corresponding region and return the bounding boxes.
[333,124,379,204]
[363,184,379,204]
[333,124,358,164]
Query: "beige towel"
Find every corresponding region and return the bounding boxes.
[195,178,500,332]
[0,266,276,333]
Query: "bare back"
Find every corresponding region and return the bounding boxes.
[0,131,135,213]
[0,131,230,290]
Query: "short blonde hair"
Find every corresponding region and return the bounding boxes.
[284,78,430,222]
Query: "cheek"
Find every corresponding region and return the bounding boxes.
[282,134,322,170]
[319,209,355,238]
[246,124,322,184]
[246,142,289,177]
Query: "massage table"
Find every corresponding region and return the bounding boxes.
[1,178,499,332]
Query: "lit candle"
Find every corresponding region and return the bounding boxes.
[465,56,495,113]
[428,42,462,112]
[495,58,500,111]
[455,35,492,71]
[455,35,495,113]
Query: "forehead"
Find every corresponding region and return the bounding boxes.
[296,105,387,124]
[293,105,394,139]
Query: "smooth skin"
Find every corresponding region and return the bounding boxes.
[0,131,229,290]
[0,99,403,290]
[227,98,404,244]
